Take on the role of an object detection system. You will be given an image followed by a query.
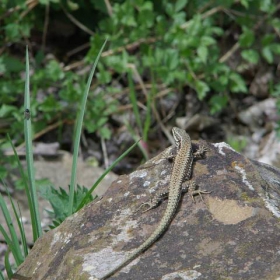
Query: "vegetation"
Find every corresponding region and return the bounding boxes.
[0,46,140,279]
[0,0,280,278]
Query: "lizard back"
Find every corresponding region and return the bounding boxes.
[100,127,193,279]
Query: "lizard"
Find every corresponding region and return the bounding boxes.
[99,127,210,279]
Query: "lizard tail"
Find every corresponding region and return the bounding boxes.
[99,199,179,279]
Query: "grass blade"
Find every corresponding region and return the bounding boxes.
[0,193,23,265]
[128,70,143,134]
[16,202,28,257]
[126,123,148,160]
[24,46,42,239]
[4,248,13,279]
[68,40,107,215]
[5,184,28,257]
[7,134,33,251]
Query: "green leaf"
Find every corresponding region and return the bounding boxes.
[138,9,155,28]
[39,95,61,113]
[40,185,93,223]
[262,46,273,64]
[46,60,65,81]
[201,36,216,46]
[5,23,20,41]
[0,166,7,178]
[175,0,188,12]
[0,104,17,117]
[165,2,175,16]
[99,127,111,139]
[241,49,259,64]
[240,0,249,8]
[1,55,25,73]
[194,80,210,100]
[271,18,280,30]
[197,45,208,63]
[271,83,280,97]
[229,72,247,93]
[165,49,179,70]
[270,43,280,54]
[0,57,5,73]
[209,94,228,114]
[67,0,79,10]
[260,0,273,12]
[239,29,254,47]
[188,14,202,36]
[140,1,153,11]
[261,34,275,46]
[97,64,112,83]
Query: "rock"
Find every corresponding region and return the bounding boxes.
[176,114,219,132]
[14,140,280,280]
[249,68,273,98]
[238,98,277,131]
[258,130,280,167]
[0,151,118,277]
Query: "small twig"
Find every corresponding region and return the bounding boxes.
[19,0,37,21]
[104,0,113,17]
[161,98,179,124]
[103,37,157,57]
[219,42,240,63]
[63,37,157,71]
[180,6,224,29]
[273,26,280,40]
[101,137,109,169]
[225,8,260,19]
[16,120,65,149]
[126,63,148,99]
[198,0,215,13]
[60,4,95,36]
[66,42,90,57]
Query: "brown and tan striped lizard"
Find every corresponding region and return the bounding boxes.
[99,127,209,279]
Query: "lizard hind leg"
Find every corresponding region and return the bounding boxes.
[183,181,211,202]
[135,191,169,213]
[191,189,211,203]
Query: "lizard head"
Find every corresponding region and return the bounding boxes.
[172,127,186,148]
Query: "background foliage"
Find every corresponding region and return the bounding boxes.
[1,0,280,180]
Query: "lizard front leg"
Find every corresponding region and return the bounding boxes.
[137,180,210,214]
[136,146,177,213]
[193,143,207,159]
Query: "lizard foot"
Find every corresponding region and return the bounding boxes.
[186,181,211,202]
[193,144,207,159]
[190,189,211,202]
[134,200,156,213]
